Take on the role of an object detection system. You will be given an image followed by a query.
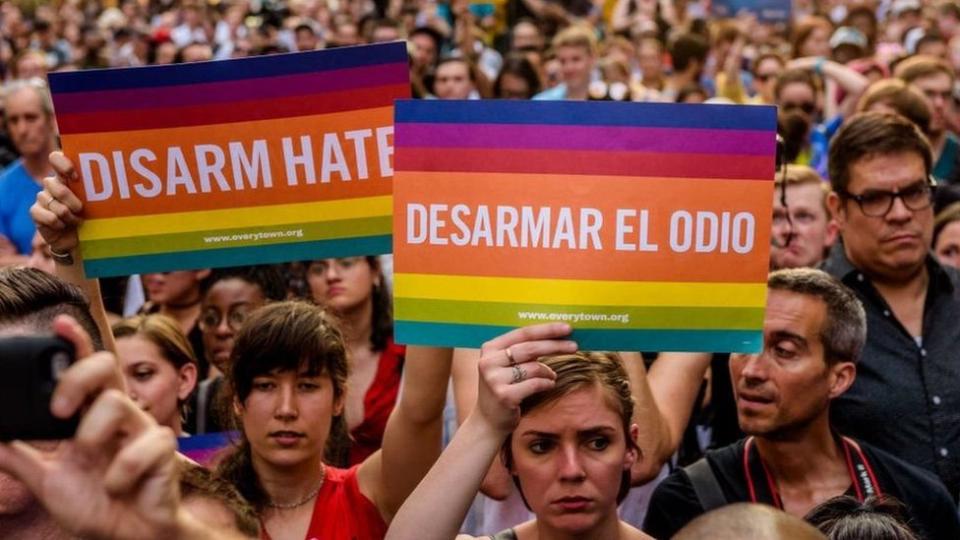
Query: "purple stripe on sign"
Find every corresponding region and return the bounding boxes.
[395,123,774,155]
[53,62,409,114]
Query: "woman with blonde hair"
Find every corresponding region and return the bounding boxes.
[113,314,199,436]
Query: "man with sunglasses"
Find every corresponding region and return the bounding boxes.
[823,111,960,500]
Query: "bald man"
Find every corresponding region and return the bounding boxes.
[674,504,825,540]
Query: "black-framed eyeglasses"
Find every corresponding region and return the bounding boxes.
[836,178,936,217]
[198,306,251,333]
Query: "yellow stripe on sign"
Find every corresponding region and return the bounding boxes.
[394,273,768,308]
[80,196,393,241]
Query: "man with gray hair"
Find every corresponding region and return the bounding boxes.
[644,268,959,540]
[0,78,57,265]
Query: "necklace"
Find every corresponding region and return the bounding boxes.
[266,464,326,510]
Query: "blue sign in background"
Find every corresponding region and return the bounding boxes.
[712,0,791,22]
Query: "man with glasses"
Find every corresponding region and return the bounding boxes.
[824,111,960,499]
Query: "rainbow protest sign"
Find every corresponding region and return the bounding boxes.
[49,42,408,278]
[393,100,777,352]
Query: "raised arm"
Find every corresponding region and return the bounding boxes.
[787,57,869,119]
[358,345,453,523]
[645,352,713,459]
[29,152,116,353]
[618,352,669,484]
[386,323,576,540]
[451,347,515,500]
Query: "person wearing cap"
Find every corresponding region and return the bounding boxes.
[891,0,924,29]
[829,26,868,65]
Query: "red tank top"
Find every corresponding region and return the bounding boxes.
[262,465,387,540]
[348,339,405,464]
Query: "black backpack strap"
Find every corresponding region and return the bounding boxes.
[684,457,727,512]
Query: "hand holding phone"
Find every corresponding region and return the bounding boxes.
[0,335,77,441]
[0,315,233,540]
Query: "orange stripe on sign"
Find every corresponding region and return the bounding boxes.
[393,171,773,283]
[63,107,394,219]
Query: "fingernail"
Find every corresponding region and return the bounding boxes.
[51,396,71,416]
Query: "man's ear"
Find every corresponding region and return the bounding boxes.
[828,361,856,399]
[824,217,840,249]
[827,191,846,230]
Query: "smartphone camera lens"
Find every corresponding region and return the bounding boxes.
[51,351,70,381]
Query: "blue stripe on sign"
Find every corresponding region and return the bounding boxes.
[48,42,407,93]
[394,99,777,131]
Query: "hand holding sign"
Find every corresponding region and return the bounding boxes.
[393,100,777,353]
[48,43,409,277]
[30,152,84,258]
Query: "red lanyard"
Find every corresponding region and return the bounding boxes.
[742,435,882,508]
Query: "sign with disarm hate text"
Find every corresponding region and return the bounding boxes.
[49,42,409,277]
[393,100,777,353]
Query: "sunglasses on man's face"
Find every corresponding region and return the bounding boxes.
[754,73,778,82]
[780,101,816,115]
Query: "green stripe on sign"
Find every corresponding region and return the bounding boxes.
[394,298,764,330]
[82,216,392,259]
[82,235,391,278]
[394,321,763,353]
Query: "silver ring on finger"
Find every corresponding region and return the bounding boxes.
[511,364,526,384]
[505,346,516,366]
[44,193,55,210]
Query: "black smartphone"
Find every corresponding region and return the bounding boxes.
[0,336,78,441]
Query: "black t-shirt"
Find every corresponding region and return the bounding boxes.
[643,438,960,540]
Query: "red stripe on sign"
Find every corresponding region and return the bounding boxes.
[396,147,775,180]
[58,84,409,135]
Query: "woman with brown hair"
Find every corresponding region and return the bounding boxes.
[216,300,451,540]
[304,256,404,464]
[387,324,652,540]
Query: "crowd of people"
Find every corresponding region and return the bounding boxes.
[3,0,960,539]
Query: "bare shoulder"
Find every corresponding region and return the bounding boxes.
[623,521,654,539]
